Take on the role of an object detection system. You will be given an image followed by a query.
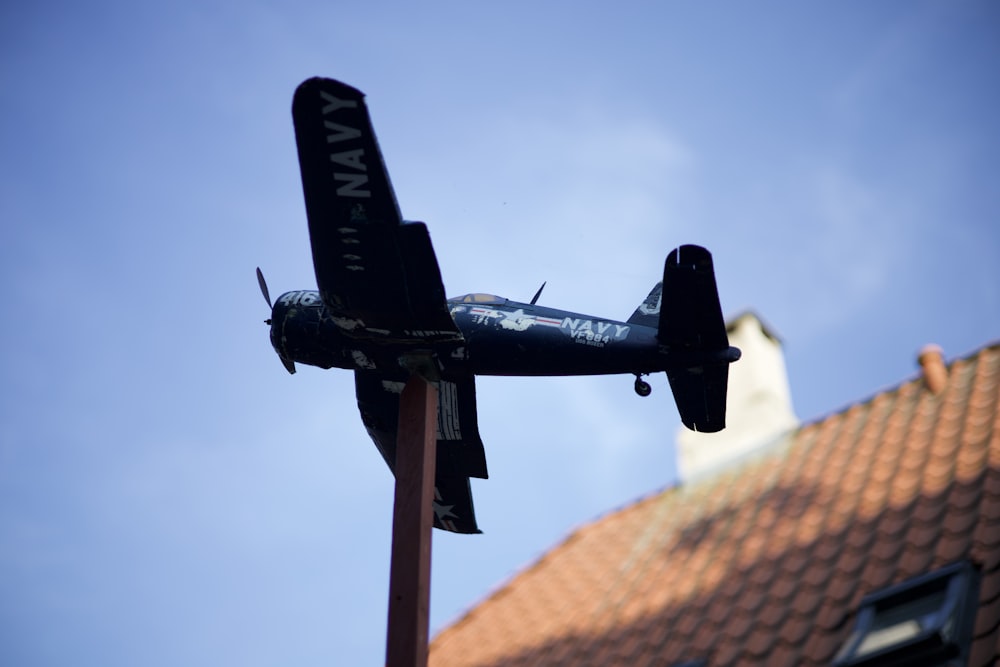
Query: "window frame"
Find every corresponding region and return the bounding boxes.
[833,560,980,667]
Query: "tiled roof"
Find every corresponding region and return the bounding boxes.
[430,343,1000,666]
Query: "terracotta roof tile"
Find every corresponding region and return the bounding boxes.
[942,502,980,540]
[712,636,743,665]
[785,548,815,578]
[814,597,846,632]
[897,540,936,579]
[693,622,724,655]
[970,566,1000,667]
[756,593,788,629]
[843,518,877,551]
[429,343,1000,667]
[869,530,905,563]
[907,514,941,550]
[878,503,910,537]
[969,633,1000,667]
[800,627,843,664]
[984,465,1000,498]
[825,570,859,608]
[951,476,984,511]
[673,606,702,638]
[979,564,1000,605]
[932,552,963,578]
[714,598,747,632]
[778,611,814,649]
[858,555,897,594]
[972,511,1000,570]
[973,587,1000,637]
[742,627,775,659]
[834,536,870,580]
[764,573,797,603]
[912,490,949,523]
[766,641,802,666]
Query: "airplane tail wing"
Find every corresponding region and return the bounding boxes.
[658,245,740,433]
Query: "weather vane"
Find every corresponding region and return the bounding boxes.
[257,77,740,667]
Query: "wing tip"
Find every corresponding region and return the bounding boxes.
[294,76,365,99]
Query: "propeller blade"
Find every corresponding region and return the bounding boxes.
[256,267,272,309]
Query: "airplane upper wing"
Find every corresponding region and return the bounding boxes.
[354,370,488,534]
[292,77,461,342]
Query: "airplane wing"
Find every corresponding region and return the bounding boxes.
[660,245,735,433]
[292,77,461,342]
[354,370,488,534]
[665,364,730,433]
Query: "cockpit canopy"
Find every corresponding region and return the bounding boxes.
[450,293,507,305]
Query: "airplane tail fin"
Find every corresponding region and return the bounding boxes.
[627,282,663,328]
[658,245,740,433]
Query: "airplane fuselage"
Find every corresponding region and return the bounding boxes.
[270,289,668,380]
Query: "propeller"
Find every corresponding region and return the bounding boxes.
[257,267,275,326]
[256,267,272,309]
[256,267,296,374]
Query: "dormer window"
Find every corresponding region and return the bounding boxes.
[833,561,980,667]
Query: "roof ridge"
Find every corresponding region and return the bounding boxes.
[429,490,669,650]
[795,339,1000,431]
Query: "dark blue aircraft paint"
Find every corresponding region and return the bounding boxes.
[263,77,740,534]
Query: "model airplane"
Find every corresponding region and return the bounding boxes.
[258,77,740,533]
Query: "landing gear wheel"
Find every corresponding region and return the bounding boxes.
[634,376,652,397]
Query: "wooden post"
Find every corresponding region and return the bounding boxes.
[385,374,438,667]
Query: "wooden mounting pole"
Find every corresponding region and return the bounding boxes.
[385,373,438,667]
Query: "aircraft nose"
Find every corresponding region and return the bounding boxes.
[268,294,297,374]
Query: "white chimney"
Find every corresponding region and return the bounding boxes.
[676,312,799,482]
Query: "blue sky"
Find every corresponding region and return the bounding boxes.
[2,2,998,665]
